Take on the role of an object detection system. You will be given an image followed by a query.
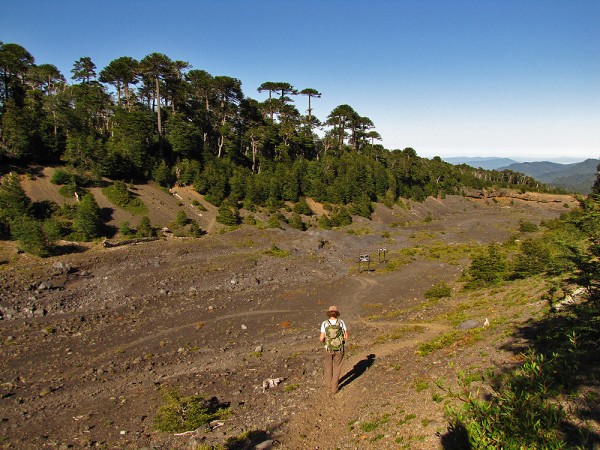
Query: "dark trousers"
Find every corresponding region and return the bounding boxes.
[323,349,344,393]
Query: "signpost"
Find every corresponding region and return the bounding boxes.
[378,247,387,263]
[358,254,370,273]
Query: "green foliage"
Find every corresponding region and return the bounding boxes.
[424,282,452,300]
[330,206,352,227]
[510,239,552,279]
[154,388,229,433]
[188,220,203,237]
[58,183,87,199]
[11,215,53,257]
[292,197,312,215]
[0,172,31,236]
[465,244,508,289]
[317,214,332,230]
[267,215,281,229]
[519,220,539,232]
[119,221,134,237]
[263,245,290,257]
[152,160,175,187]
[50,169,76,185]
[243,214,256,226]
[216,201,239,226]
[446,352,567,449]
[102,180,147,215]
[349,194,373,219]
[174,210,188,227]
[72,193,101,241]
[288,212,306,230]
[136,216,154,237]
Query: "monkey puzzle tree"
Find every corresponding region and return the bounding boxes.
[139,52,173,139]
[71,57,97,84]
[212,75,242,158]
[0,42,35,106]
[28,64,65,96]
[298,88,321,124]
[99,56,139,109]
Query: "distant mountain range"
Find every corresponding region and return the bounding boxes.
[443,157,599,194]
[443,157,520,170]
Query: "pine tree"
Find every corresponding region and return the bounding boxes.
[73,193,101,241]
[0,172,31,237]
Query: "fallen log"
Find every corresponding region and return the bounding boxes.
[102,237,159,248]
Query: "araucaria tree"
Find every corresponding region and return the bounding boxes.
[0,40,559,254]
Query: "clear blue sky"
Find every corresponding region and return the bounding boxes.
[2,0,599,162]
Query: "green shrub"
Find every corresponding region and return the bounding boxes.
[293,197,312,215]
[263,245,289,257]
[243,214,256,226]
[425,283,452,300]
[267,215,280,229]
[154,388,229,433]
[192,199,207,211]
[72,194,102,241]
[446,352,566,449]
[102,181,147,215]
[119,221,134,237]
[465,244,507,289]
[317,214,332,230]
[519,220,539,232]
[136,216,154,237]
[510,239,552,279]
[216,202,239,226]
[188,220,203,237]
[330,207,352,227]
[11,215,53,257]
[174,210,188,227]
[288,213,306,230]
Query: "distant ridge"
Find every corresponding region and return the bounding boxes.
[442,156,599,193]
[443,157,520,170]
[500,159,599,194]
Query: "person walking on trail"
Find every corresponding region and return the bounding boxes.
[320,305,348,394]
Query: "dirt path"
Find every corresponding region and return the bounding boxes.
[278,269,454,449]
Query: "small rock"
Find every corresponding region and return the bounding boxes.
[52,262,72,274]
[241,324,248,330]
[255,439,274,450]
[255,345,263,353]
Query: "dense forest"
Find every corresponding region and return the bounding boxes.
[0,41,563,254]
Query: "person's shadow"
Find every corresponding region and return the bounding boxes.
[338,354,376,390]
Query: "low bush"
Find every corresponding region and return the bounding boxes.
[154,388,229,433]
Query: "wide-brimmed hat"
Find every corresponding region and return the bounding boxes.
[326,305,340,316]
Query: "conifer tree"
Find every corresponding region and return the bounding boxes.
[73,193,101,241]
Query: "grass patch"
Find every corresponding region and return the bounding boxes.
[416,329,481,356]
[424,282,452,300]
[374,325,426,344]
[262,245,290,257]
[413,378,430,392]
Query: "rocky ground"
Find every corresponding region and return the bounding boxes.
[0,176,584,449]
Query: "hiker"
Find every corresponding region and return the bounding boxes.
[320,305,348,394]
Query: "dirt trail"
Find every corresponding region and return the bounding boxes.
[278,270,454,449]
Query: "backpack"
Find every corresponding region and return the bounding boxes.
[324,319,344,351]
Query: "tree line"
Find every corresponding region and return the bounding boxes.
[0,41,553,207]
